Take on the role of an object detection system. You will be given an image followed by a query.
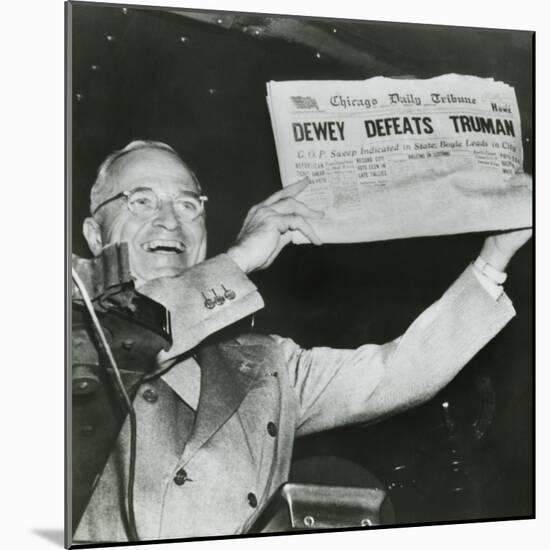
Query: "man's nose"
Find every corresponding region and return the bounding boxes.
[152,199,179,231]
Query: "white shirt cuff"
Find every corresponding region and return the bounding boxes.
[472,257,505,300]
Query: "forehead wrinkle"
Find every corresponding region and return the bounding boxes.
[109,150,200,196]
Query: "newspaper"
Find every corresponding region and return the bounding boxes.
[266,75,532,243]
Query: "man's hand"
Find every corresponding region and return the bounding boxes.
[479,173,532,272]
[480,228,532,272]
[227,178,324,273]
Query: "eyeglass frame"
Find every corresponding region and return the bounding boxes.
[91,186,209,220]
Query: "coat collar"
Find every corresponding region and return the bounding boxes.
[160,356,201,410]
[181,338,266,464]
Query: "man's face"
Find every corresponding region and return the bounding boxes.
[91,148,207,287]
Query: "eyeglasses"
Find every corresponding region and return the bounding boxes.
[92,186,208,221]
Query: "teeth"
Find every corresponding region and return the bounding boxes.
[142,240,185,253]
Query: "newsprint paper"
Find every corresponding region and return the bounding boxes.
[266,75,532,243]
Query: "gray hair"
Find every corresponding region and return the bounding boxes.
[89,140,201,217]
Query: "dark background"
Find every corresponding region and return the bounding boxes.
[69,1,533,524]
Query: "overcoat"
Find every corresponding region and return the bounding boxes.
[74,256,514,542]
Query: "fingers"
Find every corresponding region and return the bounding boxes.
[510,172,532,187]
[274,214,322,245]
[261,177,311,207]
[501,227,532,249]
[268,197,324,219]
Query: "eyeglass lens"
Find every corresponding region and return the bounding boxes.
[127,188,203,220]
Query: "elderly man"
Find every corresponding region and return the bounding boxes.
[74,140,530,543]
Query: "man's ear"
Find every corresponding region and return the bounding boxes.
[83,217,103,256]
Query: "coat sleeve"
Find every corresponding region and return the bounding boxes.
[140,254,264,360]
[274,264,516,437]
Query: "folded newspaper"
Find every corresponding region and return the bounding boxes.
[266,74,532,243]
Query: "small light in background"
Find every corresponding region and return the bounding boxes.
[106,34,115,43]
[208,88,216,95]
[90,64,100,71]
[180,36,189,44]
[216,18,223,25]
[332,28,338,34]
[75,93,83,102]
[122,7,128,15]
[315,52,321,59]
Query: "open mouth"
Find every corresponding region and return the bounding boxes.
[141,240,186,254]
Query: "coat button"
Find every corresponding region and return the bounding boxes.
[222,286,236,300]
[267,422,277,437]
[247,492,258,508]
[142,388,158,403]
[174,468,188,486]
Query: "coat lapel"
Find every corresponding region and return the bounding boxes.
[181,339,265,464]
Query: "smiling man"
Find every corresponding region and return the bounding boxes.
[83,142,208,286]
[74,140,531,543]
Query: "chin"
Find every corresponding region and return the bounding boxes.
[149,264,189,279]
[132,262,190,286]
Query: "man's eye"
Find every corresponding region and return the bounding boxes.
[177,200,199,212]
[130,195,155,209]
